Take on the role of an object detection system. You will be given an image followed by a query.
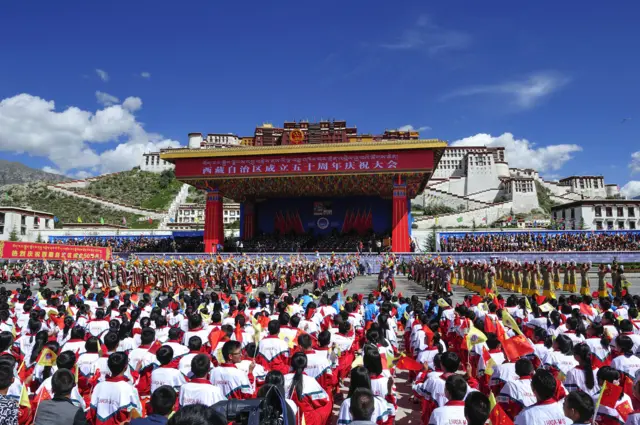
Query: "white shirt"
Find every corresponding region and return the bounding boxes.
[428,401,467,425]
[514,400,570,425]
[179,378,226,407]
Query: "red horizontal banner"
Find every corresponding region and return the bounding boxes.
[174,150,434,178]
[0,241,111,261]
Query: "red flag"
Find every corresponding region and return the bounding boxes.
[234,324,243,342]
[620,373,634,398]
[365,209,373,231]
[148,340,162,355]
[295,211,305,235]
[489,402,514,425]
[495,321,506,343]
[535,295,546,306]
[258,315,270,329]
[422,324,434,346]
[599,382,623,409]
[353,209,361,235]
[342,289,348,296]
[470,295,482,306]
[579,303,594,317]
[208,329,225,349]
[396,356,424,371]
[220,292,231,303]
[484,315,497,334]
[502,335,534,361]
[616,400,633,422]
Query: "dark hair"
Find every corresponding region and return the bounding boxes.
[151,385,177,416]
[0,332,13,352]
[554,334,573,355]
[616,335,634,355]
[56,351,77,370]
[29,331,50,364]
[441,351,461,373]
[188,336,202,352]
[156,345,174,366]
[445,374,467,401]
[464,391,490,425]
[288,352,307,399]
[222,340,242,362]
[70,326,85,340]
[515,358,534,377]
[141,327,156,345]
[573,343,594,390]
[0,359,13,390]
[268,320,280,335]
[597,366,622,392]
[317,330,331,347]
[349,388,375,421]
[167,403,226,425]
[348,366,372,399]
[362,344,383,375]
[191,354,210,378]
[531,369,556,402]
[103,332,119,351]
[565,391,594,423]
[486,332,500,350]
[51,369,75,396]
[107,352,128,376]
[297,333,312,350]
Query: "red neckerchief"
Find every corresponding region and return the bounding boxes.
[444,400,465,406]
[533,398,557,407]
[221,363,236,368]
[138,344,151,349]
[519,375,532,380]
[489,348,502,354]
[265,335,280,340]
[189,327,203,332]
[190,377,210,384]
[106,375,128,383]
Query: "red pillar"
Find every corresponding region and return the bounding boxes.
[242,202,255,241]
[392,176,410,252]
[204,188,224,253]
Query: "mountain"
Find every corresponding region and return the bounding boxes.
[0,160,70,186]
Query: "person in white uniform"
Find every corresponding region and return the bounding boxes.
[514,369,571,425]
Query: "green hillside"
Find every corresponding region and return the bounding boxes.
[1,182,158,229]
[78,169,183,210]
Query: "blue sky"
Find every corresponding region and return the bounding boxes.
[1,1,639,195]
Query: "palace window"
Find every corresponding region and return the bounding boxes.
[630,221,637,230]
[628,207,635,217]
[618,221,625,229]
[596,221,603,230]
[595,206,602,217]
[617,207,624,217]
[606,207,613,217]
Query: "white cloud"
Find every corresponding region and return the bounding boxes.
[621,181,640,199]
[95,91,120,106]
[451,132,582,172]
[122,97,142,112]
[443,72,570,109]
[630,151,640,174]
[42,166,63,175]
[0,93,180,176]
[140,72,151,79]
[398,124,431,132]
[72,170,93,179]
[380,15,471,55]
[95,69,109,82]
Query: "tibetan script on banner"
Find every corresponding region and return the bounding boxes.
[0,241,111,261]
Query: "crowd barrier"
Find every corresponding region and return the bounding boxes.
[114,251,640,273]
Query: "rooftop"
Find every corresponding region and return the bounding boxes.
[0,207,55,217]
[551,199,640,210]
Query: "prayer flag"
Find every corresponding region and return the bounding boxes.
[466,324,487,349]
[501,310,523,336]
[36,348,57,367]
[77,216,82,223]
[100,217,105,225]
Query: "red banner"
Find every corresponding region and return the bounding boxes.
[174,149,434,178]
[0,241,111,261]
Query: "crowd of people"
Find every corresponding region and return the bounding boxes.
[0,253,639,425]
[440,231,640,252]
[53,237,204,253]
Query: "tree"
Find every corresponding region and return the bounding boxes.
[423,225,438,252]
[579,217,586,230]
[8,227,20,242]
[36,232,43,243]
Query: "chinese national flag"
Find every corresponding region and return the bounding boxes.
[616,400,633,422]
[598,381,623,409]
[484,315,497,334]
[258,315,270,329]
[396,356,424,372]
[489,392,514,425]
[147,340,163,355]
[234,324,243,342]
[495,321,506,343]
[35,386,52,404]
[502,335,534,362]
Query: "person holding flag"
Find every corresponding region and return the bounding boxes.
[32,369,88,425]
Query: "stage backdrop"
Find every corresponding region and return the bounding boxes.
[256,196,391,236]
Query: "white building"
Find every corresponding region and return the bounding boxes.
[551,199,639,230]
[140,152,175,173]
[188,133,241,149]
[558,176,610,199]
[0,207,55,242]
[175,202,240,225]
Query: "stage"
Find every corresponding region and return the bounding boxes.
[161,139,446,253]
